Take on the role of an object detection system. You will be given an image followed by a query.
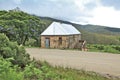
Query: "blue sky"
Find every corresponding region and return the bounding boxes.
[0,0,120,28]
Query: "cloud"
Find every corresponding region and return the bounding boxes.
[13,0,23,4]
[68,0,100,24]
[70,0,120,28]
[87,6,120,28]
[101,0,120,10]
[74,0,101,11]
[21,0,82,21]
[0,0,120,28]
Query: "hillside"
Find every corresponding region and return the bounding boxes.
[40,17,120,45]
[0,10,52,46]
[0,10,120,45]
[40,16,120,35]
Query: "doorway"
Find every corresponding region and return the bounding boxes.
[45,38,50,48]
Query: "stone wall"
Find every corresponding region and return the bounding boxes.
[68,34,81,48]
[41,34,81,49]
[41,36,45,48]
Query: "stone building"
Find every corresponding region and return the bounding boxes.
[40,22,82,49]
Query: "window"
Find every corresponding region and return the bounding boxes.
[59,37,62,45]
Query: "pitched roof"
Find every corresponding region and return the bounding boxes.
[41,22,81,35]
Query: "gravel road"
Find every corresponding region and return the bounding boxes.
[26,48,120,77]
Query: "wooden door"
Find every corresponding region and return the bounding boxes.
[45,38,50,48]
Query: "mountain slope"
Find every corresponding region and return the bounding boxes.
[75,24,120,35]
[40,16,120,35]
[40,17,120,45]
[0,10,119,45]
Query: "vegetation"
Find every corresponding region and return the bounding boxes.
[0,33,30,67]
[81,31,120,45]
[0,10,120,47]
[0,9,120,79]
[0,33,117,80]
[0,10,51,46]
[75,25,120,45]
[39,17,120,45]
[87,44,120,54]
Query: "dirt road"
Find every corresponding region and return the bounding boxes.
[26,48,120,77]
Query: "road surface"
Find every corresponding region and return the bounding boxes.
[26,48,120,77]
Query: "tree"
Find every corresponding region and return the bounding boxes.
[0,10,51,46]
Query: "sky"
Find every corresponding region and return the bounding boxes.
[0,0,120,28]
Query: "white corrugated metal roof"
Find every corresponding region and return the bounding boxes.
[41,22,81,35]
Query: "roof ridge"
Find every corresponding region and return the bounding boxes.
[41,22,80,35]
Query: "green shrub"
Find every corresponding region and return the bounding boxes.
[104,46,119,53]
[25,39,36,47]
[0,57,24,80]
[112,45,120,51]
[87,44,120,54]
[0,33,30,68]
[23,62,43,80]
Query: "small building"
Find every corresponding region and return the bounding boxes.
[40,22,82,49]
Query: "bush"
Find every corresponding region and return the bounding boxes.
[25,39,36,47]
[112,46,120,51]
[87,44,120,54]
[103,46,120,53]
[0,57,24,80]
[23,62,43,80]
[0,33,30,68]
